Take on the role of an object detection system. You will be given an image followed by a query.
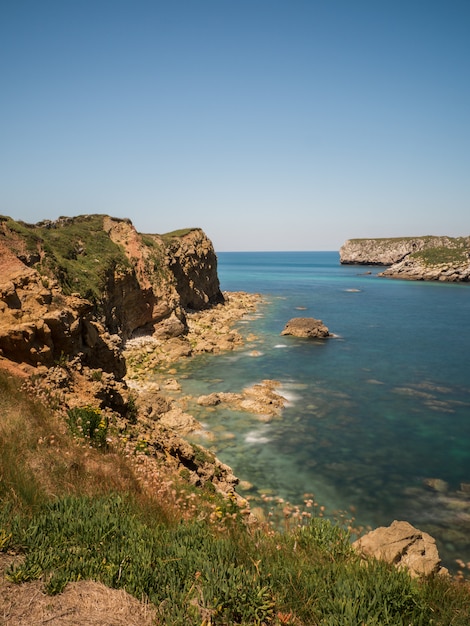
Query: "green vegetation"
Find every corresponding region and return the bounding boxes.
[37,215,131,301]
[1,214,201,305]
[65,405,109,448]
[411,247,470,266]
[2,214,131,302]
[347,235,470,257]
[140,233,173,282]
[0,215,42,256]
[348,236,435,245]
[1,369,470,624]
[160,227,199,242]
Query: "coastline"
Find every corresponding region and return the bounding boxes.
[122,290,294,500]
[123,290,292,438]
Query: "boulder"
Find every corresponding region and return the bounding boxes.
[281,317,329,338]
[153,314,186,339]
[352,520,448,578]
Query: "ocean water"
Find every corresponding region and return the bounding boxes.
[175,252,470,569]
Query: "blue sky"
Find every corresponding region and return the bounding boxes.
[1,1,469,251]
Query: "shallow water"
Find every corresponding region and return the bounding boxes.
[168,252,470,569]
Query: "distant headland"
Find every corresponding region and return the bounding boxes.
[339,236,470,282]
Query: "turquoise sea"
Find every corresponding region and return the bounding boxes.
[177,252,470,569]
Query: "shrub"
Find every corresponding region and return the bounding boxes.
[66,405,108,448]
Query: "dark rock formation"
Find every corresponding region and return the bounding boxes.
[281,317,330,338]
[352,520,448,578]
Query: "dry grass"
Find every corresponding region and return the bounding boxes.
[0,554,157,626]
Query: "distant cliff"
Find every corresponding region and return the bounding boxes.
[339,236,470,282]
[0,214,223,373]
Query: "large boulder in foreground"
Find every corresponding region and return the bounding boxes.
[281,317,330,339]
[352,520,448,578]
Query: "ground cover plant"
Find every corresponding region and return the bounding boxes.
[411,247,470,266]
[1,369,470,625]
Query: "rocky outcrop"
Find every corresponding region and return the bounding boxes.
[339,236,470,282]
[353,520,448,578]
[379,254,470,282]
[281,317,330,338]
[197,380,287,420]
[0,259,126,375]
[0,215,224,372]
[163,228,225,310]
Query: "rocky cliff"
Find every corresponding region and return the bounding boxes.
[339,236,470,282]
[0,214,223,373]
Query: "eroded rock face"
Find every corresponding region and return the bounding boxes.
[164,228,224,310]
[0,215,224,375]
[352,520,448,578]
[0,258,126,375]
[339,238,436,265]
[281,317,330,338]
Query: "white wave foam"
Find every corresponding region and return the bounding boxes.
[281,389,299,405]
[245,429,271,444]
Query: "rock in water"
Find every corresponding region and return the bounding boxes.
[281,317,330,339]
[352,520,448,578]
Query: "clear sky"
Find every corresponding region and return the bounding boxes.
[1,1,469,251]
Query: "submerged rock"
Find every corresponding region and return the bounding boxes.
[281,317,330,339]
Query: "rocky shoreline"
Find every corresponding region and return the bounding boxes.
[123,290,290,438]
[0,216,291,516]
[0,216,457,578]
[9,289,289,518]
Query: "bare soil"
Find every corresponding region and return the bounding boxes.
[0,554,157,626]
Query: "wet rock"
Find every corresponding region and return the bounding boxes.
[196,381,287,417]
[281,317,330,339]
[197,393,222,406]
[424,478,449,493]
[163,378,181,391]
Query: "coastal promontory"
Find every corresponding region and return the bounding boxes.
[0,214,223,371]
[339,236,470,282]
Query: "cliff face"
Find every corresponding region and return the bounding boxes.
[163,228,224,310]
[339,236,466,265]
[339,236,470,282]
[0,215,224,373]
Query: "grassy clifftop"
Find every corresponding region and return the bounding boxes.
[1,367,470,625]
[0,214,191,303]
